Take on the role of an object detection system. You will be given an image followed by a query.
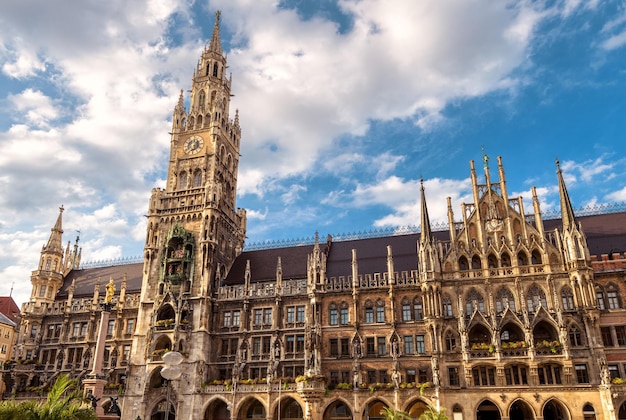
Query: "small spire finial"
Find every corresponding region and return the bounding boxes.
[482,145,489,171]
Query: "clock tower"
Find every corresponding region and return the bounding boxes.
[126,12,246,417]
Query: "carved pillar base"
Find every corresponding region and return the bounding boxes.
[83,377,107,417]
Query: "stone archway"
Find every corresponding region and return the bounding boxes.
[150,398,175,420]
[204,399,229,420]
[323,400,352,420]
[618,401,626,420]
[477,400,501,420]
[509,400,534,420]
[239,398,266,419]
[275,397,304,420]
[364,400,388,420]
[543,399,568,420]
[406,400,429,419]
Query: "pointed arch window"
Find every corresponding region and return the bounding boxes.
[561,287,575,311]
[487,253,498,268]
[518,251,529,266]
[531,249,542,264]
[458,256,469,271]
[495,287,516,313]
[193,170,202,188]
[569,325,583,347]
[376,299,385,323]
[471,255,481,269]
[445,330,457,351]
[198,90,206,109]
[413,297,423,320]
[364,300,374,324]
[340,302,349,325]
[526,285,547,312]
[501,252,511,267]
[213,63,219,77]
[596,287,606,311]
[329,303,338,326]
[178,171,188,190]
[607,285,621,309]
[465,289,485,315]
[442,295,453,317]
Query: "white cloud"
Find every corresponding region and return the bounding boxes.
[607,186,626,202]
[7,89,59,127]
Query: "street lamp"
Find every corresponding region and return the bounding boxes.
[160,351,183,420]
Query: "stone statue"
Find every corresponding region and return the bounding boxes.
[107,396,121,415]
[86,390,100,410]
[105,278,116,303]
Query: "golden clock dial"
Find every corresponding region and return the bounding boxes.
[183,136,204,154]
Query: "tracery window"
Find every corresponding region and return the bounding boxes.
[495,287,516,313]
[465,289,485,315]
[561,286,575,310]
[178,171,187,189]
[569,325,583,347]
[607,285,621,309]
[193,170,202,187]
[442,295,453,317]
[526,285,547,312]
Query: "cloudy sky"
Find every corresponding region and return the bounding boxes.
[1,0,625,307]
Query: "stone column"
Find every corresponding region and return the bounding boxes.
[83,302,113,418]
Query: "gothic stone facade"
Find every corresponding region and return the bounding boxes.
[4,12,626,420]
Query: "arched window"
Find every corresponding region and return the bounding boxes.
[561,287,575,310]
[569,325,583,347]
[583,403,596,420]
[607,284,621,309]
[197,114,203,127]
[442,295,453,317]
[487,253,498,268]
[501,252,511,267]
[518,251,529,266]
[213,63,219,77]
[329,303,338,326]
[376,299,385,323]
[596,286,606,310]
[413,296,423,320]
[465,289,485,315]
[531,249,542,264]
[364,300,374,323]
[205,64,210,76]
[459,256,469,270]
[495,287,516,313]
[526,285,547,312]
[445,330,457,351]
[471,255,481,269]
[178,171,187,189]
[198,90,205,108]
[472,364,497,386]
[193,170,202,188]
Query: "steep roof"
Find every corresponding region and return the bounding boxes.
[226,211,626,284]
[0,311,16,327]
[59,263,143,298]
[0,296,20,322]
[56,212,626,289]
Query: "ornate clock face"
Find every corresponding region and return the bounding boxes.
[183,135,204,154]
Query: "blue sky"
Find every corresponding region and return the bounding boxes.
[1,0,625,306]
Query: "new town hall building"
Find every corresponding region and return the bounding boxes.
[3,12,626,420]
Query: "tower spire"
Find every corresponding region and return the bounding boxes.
[208,11,223,55]
[556,159,576,231]
[419,179,432,243]
[43,206,65,255]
